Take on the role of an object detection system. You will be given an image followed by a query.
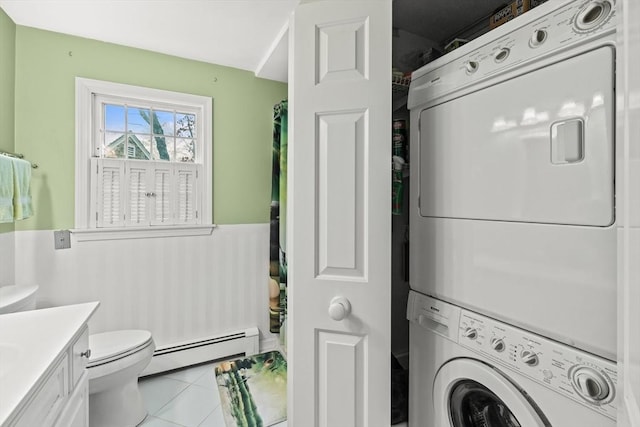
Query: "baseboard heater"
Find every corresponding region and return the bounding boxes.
[141,327,260,376]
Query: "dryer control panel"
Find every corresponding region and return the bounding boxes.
[408,0,617,109]
[458,309,617,420]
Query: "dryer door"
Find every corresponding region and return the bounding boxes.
[433,358,549,427]
[419,46,614,227]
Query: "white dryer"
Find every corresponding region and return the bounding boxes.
[408,0,617,361]
[407,291,617,426]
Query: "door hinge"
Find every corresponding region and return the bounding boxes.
[195,210,198,219]
[95,212,98,221]
[418,196,421,210]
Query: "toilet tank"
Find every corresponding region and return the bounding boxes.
[0,285,38,314]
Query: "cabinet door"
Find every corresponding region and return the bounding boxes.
[71,327,89,388]
[14,355,69,427]
[55,372,89,427]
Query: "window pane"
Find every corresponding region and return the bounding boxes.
[176,138,195,162]
[105,104,125,132]
[104,131,126,158]
[127,107,151,134]
[155,110,174,136]
[129,134,152,160]
[176,113,196,138]
[151,135,173,161]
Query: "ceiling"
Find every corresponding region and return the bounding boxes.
[0,0,510,83]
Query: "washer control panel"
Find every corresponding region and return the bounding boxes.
[458,310,617,419]
[409,0,616,106]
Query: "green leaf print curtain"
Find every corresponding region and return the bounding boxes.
[269,101,288,346]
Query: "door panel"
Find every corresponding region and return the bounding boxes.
[317,111,366,278]
[288,0,391,425]
[419,47,615,226]
[618,0,640,424]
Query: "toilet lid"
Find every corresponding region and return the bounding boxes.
[89,330,153,365]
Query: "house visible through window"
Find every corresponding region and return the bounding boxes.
[75,78,213,237]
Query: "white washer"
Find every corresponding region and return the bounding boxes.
[407,291,617,426]
[408,0,618,361]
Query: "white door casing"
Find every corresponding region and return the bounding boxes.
[617,0,640,425]
[288,0,392,426]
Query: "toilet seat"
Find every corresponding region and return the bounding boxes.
[88,330,153,367]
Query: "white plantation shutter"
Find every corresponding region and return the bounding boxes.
[152,164,173,225]
[93,159,202,228]
[126,161,151,226]
[94,158,125,227]
[175,164,200,224]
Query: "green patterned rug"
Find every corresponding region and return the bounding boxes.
[215,351,287,427]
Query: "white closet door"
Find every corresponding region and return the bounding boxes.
[288,0,392,425]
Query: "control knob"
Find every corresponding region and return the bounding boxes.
[464,61,479,74]
[571,367,611,403]
[574,0,613,32]
[530,29,547,47]
[494,48,510,63]
[463,327,478,340]
[490,338,505,352]
[521,350,539,366]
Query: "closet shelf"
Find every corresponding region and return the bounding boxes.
[392,75,411,96]
[392,75,411,112]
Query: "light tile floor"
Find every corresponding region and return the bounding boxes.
[138,361,407,427]
[138,361,287,427]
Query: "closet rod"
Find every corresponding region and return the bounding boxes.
[0,151,38,169]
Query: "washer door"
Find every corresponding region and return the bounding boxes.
[433,359,549,427]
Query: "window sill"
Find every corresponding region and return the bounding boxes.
[70,224,217,242]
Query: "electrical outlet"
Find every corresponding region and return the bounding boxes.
[54,230,71,250]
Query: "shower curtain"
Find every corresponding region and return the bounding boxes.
[269,100,288,348]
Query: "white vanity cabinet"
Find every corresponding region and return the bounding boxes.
[54,327,90,427]
[0,303,99,427]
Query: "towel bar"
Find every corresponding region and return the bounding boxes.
[0,151,38,169]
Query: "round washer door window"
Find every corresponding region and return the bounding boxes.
[433,359,548,427]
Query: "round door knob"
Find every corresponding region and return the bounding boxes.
[490,338,505,352]
[462,328,478,340]
[80,349,92,358]
[521,350,539,366]
[328,297,351,321]
[571,367,611,403]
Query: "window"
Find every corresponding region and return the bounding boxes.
[74,78,213,240]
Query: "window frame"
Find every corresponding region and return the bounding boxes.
[74,77,214,241]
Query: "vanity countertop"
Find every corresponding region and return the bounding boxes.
[0,302,99,425]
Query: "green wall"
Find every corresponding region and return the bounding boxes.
[13,26,287,230]
[0,9,15,234]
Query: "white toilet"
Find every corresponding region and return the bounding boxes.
[88,330,155,427]
[0,285,155,427]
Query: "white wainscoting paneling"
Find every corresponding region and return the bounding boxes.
[13,224,275,349]
[0,231,15,286]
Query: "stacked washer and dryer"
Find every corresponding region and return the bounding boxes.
[407,0,618,425]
